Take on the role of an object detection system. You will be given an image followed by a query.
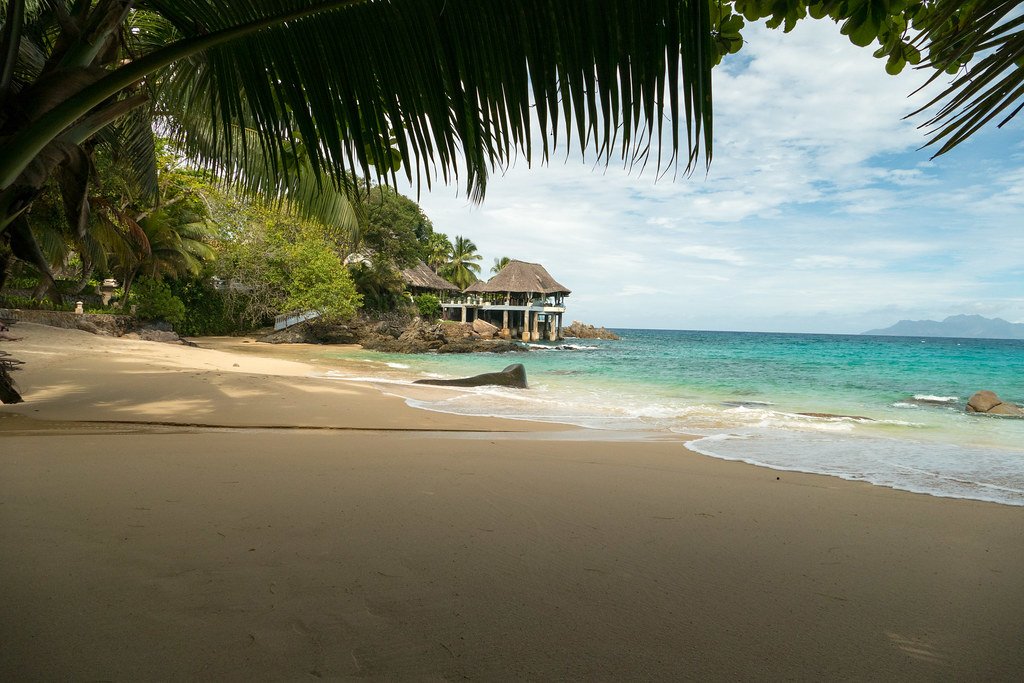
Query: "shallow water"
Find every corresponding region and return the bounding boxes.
[310,329,1024,506]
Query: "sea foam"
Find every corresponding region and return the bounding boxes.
[913,394,959,403]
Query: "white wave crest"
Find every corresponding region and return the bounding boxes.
[526,343,599,351]
[913,394,959,403]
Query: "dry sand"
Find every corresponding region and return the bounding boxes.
[1,323,1022,679]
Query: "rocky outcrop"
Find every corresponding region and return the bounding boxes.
[561,320,620,340]
[123,322,197,347]
[966,390,1024,417]
[263,315,526,354]
[414,363,528,389]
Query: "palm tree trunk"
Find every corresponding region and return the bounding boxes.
[69,249,94,295]
[120,265,139,306]
[0,231,12,291]
[0,0,26,108]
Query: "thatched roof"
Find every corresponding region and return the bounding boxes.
[400,261,460,292]
[465,260,570,295]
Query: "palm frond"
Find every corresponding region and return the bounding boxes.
[146,0,714,197]
[912,0,1024,156]
[155,57,364,237]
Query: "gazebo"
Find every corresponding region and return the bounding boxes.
[460,260,570,341]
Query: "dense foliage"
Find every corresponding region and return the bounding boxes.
[413,293,442,320]
[283,240,362,324]
[129,277,186,326]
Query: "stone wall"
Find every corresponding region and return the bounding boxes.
[0,309,135,337]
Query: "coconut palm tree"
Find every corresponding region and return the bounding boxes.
[441,235,482,289]
[490,256,511,275]
[425,233,453,274]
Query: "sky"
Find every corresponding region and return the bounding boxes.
[404,20,1024,334]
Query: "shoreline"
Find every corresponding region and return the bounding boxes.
[2,323,1023,678]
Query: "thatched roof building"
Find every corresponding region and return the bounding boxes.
[465,260,571,296]
[401,261,460,293]
[440,259,569,342]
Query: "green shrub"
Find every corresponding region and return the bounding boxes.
[0,294,74,311]
[167,277,242,336]
[284,241,362,323]
[413,293,441,319]
[130,278,186,327]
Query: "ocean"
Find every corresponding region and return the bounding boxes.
[314,329,1024,506]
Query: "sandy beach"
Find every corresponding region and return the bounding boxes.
[1,323,1022,679]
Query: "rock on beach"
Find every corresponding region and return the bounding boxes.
[966,390,1024,417]
[413,363,528,389]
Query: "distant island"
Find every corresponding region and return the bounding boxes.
[863,314,1024,340]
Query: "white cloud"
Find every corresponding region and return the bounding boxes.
[407,21,1024,332]
[674,245,747,265]
[616,285,666,297]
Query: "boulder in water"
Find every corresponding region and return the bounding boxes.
[414,363,528,389]
[966,390,1024,417]
[987,402,1024,417]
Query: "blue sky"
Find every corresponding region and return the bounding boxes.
[407,20,1024,334]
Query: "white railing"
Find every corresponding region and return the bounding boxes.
[274,310,321,331]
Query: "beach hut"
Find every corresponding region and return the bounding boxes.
[400,261,461,297]
[461,260,571,341]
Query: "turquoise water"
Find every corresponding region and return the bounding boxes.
[321,329,1024,506]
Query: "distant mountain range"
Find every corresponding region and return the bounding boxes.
[863,314,1024,340]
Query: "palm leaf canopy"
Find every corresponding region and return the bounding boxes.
[0,0,715,205]
[911,0,1024,156]
[155,0,715,192]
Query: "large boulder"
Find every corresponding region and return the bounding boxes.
[413,363,528,389]
[966,390,1002,413]
[966,390,1024,417]
[472,318,498,339]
